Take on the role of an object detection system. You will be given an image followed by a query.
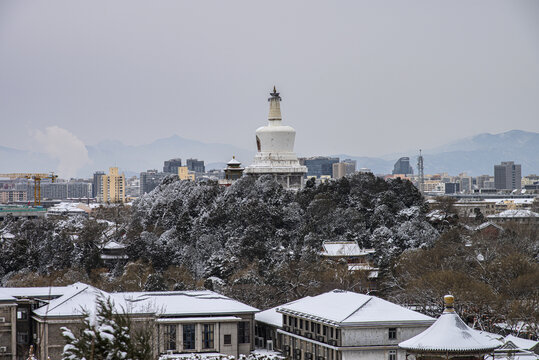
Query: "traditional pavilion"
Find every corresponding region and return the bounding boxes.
[399,295,501,360]
[244,87,307,189]
[219,156,245,186]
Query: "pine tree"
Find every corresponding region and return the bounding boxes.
[61,296,151,360]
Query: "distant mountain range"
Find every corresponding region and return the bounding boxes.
[335,130,539,176]
[0,130,537,178]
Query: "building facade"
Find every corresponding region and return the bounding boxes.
[92,171,105,198]
[392,158,413,176]
[275,290,434,360]
[100,167,126,203]
[187,159,205,174]
[332,161,356,179]
[494,161,522,190]
[163,158,183,174]
[0,283,258,360]
[300,157,340,178]
[244,87,307,189]
[140,170,168,195]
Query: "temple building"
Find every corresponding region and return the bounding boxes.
[219,156,245,186]
[399,295,500,360]
[244,87,307,189]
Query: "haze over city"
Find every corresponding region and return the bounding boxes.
[1,0,539,164]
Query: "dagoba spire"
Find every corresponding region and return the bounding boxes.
[268,86,282,122]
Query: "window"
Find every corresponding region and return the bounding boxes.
[316,323,321,334]
[323,326,327,336]
[300,319,303,329]
[183,324,195,350]
[202,324,214,349]
[294,317,297,328]
[238,321,250,343]
[289,316,293,326]
[330,327,333,338]
[305,320,309,330]
[163,325,176,351]
[311,322,315,332]
[389,350,396,360]
[283,315,287,325]
[336,329,340,339]
[17,332,29,344]
[388,328,397,340]
[17,309,27,320]
[224,334,232,345]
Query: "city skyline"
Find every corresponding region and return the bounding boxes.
[1,1,538,162]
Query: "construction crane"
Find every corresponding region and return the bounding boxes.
[0,172,58,205]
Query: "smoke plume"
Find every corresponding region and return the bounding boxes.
[33,126,90,179]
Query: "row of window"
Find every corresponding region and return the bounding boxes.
[283,315,340,340]
[163,321,250,351]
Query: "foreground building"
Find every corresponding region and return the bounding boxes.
[399,295,500,359]
[275,290,434,360]
[0,283,258,360]
[244,87,307,189]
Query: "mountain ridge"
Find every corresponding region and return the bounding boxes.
[0,130,537,177]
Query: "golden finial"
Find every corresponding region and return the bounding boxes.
[444,295,455,312]
[273,85,277,93]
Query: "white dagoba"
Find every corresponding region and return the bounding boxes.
[244,87,307,189]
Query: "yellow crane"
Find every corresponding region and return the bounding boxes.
[0,172,58,206]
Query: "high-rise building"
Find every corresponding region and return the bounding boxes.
[494,161,522,190]
[301,157,340,178]
[332,160,356,179]
[244,87,307,189]
[140,170,167,194]
[163,158,182,174]
[445,182,460,194]
[392,157,414,175]
[187,159,205,174]
[100,167,126,203]
[92,171,105,198]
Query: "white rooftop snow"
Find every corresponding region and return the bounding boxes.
[504,335,539,351]
[256,307,284,328]
[321,241,374,257]
[488,210,539,218]
[0,286,69,301]
[103,241,126,250]
[32,283,258,318]
[399,310,501,353]
[277,290,434,326]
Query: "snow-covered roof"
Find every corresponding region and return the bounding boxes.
[463,221,503,232]
[33,283,259,318]
[488,210,539,218]
[0,232,15,239]
[47,202,88,214]
[227,157,242,166]
[277,290,434,326]
[256,307,284,328]
[0,286,69,301]
[399,296,501,353]
[103,241,126,250]
[504,335,539,351]
[321,241,374,257]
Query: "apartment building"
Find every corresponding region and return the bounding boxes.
[100,167,126,203]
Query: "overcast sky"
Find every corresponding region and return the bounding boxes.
[1,0,538,158]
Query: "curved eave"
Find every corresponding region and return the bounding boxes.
[400,345,500,354]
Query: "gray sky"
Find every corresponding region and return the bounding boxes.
[1,0,538,158]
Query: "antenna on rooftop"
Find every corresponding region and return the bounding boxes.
[417,149,424,194]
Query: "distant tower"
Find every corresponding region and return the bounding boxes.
[417,150,424,193]
[244,87,307,189]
